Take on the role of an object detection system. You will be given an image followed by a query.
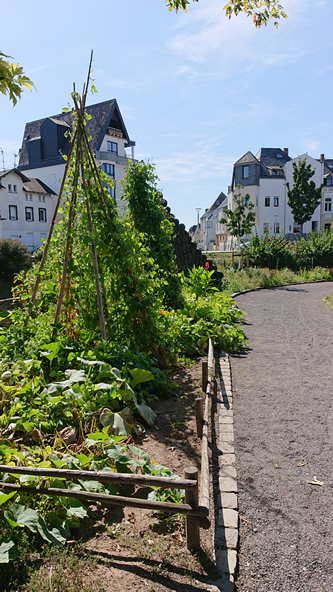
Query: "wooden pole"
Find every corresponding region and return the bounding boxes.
[202,360,208,393]
[0,481,208,518]
[241,249,244,269]
[0,465,197,490]
[195,397,204,438]
[80,150,107,341]
[247,248,250,270]
[199,338,213,514]
[184,467,200,550]
[231,250,235,269]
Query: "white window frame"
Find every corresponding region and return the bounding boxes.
[38,207,47,222]
[25,206,34,222]
[107,141,118,154]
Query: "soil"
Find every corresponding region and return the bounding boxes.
[231,283,333,592]
[59,360,218,592]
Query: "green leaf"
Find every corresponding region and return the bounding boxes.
[129,368,154,386]
[99,409,133,436]
[133,396,157,426]
[39,342,61,362]
[0,541,18,563]
[0,492,15,506]
[67,499,88,519]
[8,504,40,532]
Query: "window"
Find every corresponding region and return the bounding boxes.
[25,207,34,221]
[265,197,270,207]
[274,222,280,234]
[9,205,18,220]
[108,186,115,199]
[38,195,45,202]
[325,198,332,212]
[263,222,269,233]
[107,141,118,154]
[13,185,17,193]
[39,208,47,222]
[25,194,32,201]
[101,163,115,178]
[327,178,332,186]
[273,197,279,207]
[242,166,249,179]
[8,184,12,192]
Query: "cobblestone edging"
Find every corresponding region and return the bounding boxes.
[213,353,238,592]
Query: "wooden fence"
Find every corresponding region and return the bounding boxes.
[0,341,215,551]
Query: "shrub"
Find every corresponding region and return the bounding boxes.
[0,239,31,281]
[248,233,294,269]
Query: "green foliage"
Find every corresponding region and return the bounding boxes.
[122,161,183,308]
[0,52,34,106]
[185,265,218,299]
[248,233,294,269]
[220,188,256,244]
[247,231,333,271]
[0,240,32,281]
[286,159,323,233]
[166,0,287,27]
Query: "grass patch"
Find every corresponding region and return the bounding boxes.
[2,544,106,592]
[219,266,332,295]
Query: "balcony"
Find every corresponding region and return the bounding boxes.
[95,151,133,166]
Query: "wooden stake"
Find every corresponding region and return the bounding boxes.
[185,467,200,550]
[202,360,208,393]
[195,397,204,438]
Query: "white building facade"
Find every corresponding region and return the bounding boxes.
[224,148,326,250]
[0,169,56,251]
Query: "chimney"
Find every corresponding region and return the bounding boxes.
[320,153,325,162]
[283,148,289,156]
[228,185,231,194]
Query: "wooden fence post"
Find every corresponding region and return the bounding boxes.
[195,397,204,438]
[241,250,244,269]
[247,248,250,270]
[202,360,208,393]
[185,467,200,551]
[231,250,235,269]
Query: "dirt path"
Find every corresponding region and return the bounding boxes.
[231,283,333,592]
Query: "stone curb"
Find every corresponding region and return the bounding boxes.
[211,353,238,592]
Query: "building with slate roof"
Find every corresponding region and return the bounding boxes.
[199,192,227,250]
[0,169,56,251]
[18,99,136,214]
[224,147,327,249]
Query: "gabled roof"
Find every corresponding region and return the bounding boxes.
[18,99,134,168]
[234,151,259,166]
[0,168,31,183]
[203,191,227,217]
[0,168,56,195]
[23,178,57,196]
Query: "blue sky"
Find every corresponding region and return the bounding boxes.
[1,0,332,229]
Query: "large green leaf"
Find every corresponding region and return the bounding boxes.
[129,368,154,386]
[0,541,18,563]
[8,504,39,532]
[133,396,157,426]
[0,492,15,506]
[67,499,88,519]
[39,342,61,362]
[99,408,133,436]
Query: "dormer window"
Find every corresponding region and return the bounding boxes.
[107,141,118,154]
[243,166,249,179]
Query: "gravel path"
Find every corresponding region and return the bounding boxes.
[231,283,333,592]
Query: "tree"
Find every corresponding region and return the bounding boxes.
[286,159,323,234]
[220,187,256,246]
[166,0,287,27]
[0,51,34,106]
